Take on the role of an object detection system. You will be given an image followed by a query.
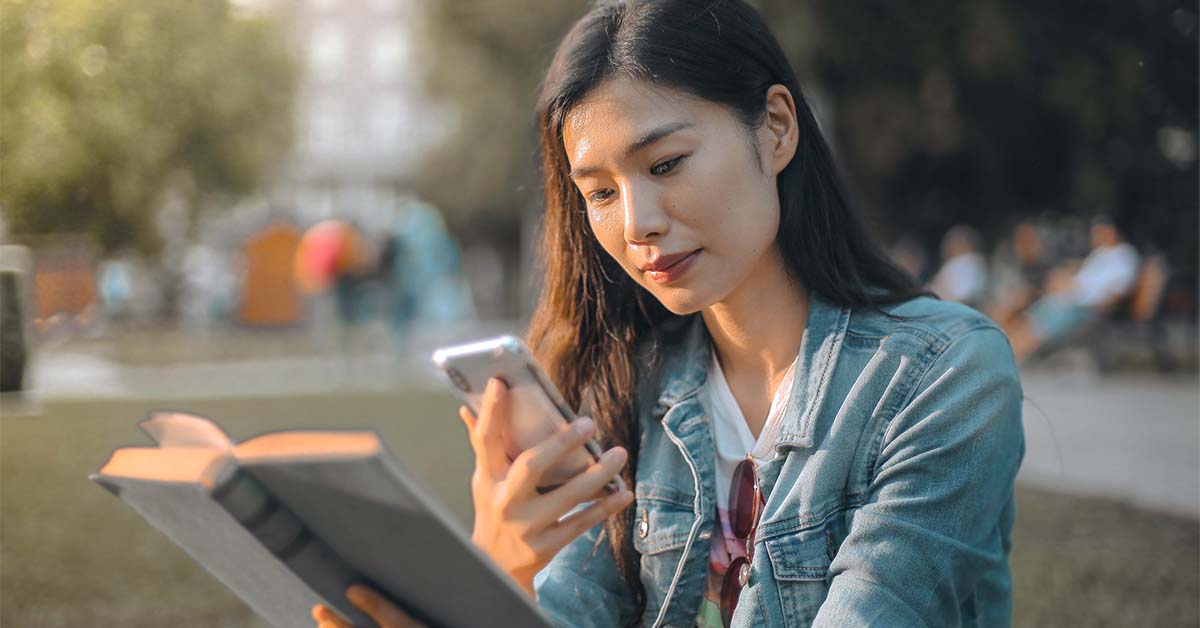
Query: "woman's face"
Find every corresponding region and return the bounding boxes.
[561,77,797,315]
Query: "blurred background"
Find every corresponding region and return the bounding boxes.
[0,0,1196,626]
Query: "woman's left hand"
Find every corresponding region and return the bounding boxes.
[311,585,426,628]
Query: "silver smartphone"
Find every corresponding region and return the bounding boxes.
[431,336,626,495]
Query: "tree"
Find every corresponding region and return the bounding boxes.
[0,0,299,254]
[406,1,588,232]
[757,0,1198,279]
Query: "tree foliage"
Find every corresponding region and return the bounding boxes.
[407,0,588,235]
[757,0,1197,274]
[0,0,299,254]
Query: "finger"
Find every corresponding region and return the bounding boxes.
[586,486,610,502]
[505,417,597,499]
[312,604,353,628]
[475,378,512,480]
[543,488,634,550]
[541,446,628,514]
[348,585,426,628]
[457,405,478,432]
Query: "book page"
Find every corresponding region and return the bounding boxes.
[235,431,380,464]
[94,447,232,489]
[139,411,234,450]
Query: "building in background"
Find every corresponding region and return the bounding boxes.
[259,0,443,232]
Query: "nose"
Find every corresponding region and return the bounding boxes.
[621,179,669,245]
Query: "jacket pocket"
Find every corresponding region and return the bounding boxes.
[762,528,832,627]
[632,492,700,625]
[631,492,695,556]
[764,528,832,580]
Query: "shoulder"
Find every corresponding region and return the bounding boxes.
[839,299,1022,456]
[1116,242,1140,263]
[849,295,1003,350]
[845,295,1018,388]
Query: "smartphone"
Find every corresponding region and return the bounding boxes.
[431,336,626,495]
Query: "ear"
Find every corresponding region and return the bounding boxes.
[760,84,799,176]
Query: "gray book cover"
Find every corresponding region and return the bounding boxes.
[91,411,552,628]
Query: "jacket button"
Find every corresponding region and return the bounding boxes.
[637,508,649,538]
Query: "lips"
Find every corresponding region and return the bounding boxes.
[641,249,701,284]
[640,249,701,272]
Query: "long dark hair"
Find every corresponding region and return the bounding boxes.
[527,0,923,617]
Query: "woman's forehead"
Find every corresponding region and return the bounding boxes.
[562,78,712,167]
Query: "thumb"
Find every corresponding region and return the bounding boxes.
[347,585,426,628]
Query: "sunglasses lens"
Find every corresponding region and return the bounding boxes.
[720,556,748,626]
[729,459,758,539]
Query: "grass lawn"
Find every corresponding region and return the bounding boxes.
[2,391,1196,627]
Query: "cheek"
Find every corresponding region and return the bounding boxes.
[588,204,621,235]
[587,208,627,261]
[694,175,777,248]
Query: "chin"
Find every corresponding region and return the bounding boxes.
[648,287,714,316]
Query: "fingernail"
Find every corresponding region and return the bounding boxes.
[574,417,594,434]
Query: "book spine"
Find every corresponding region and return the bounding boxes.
[211,471,303,556]
[211,471,375,626]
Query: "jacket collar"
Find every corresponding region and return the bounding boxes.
[773,292,851,451]
[651,292,852,451]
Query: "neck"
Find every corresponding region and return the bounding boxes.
[700,246,808,386]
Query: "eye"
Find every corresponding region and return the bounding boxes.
[588,189,614,205]
[650,155,685,176]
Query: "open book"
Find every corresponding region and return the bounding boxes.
[90,411,551,628]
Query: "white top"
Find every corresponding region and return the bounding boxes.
[1073,242,1139,307]
[929,252,988,305]
[693,346,801,628]
[703,347,798,510]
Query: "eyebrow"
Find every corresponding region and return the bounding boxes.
[569,121,694,180]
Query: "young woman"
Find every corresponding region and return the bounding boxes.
[314,1,1024,626]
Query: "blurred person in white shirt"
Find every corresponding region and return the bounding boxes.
[1004,216,1140,361]
[928,225,988,308]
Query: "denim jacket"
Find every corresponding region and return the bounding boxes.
[534,294,1025,628]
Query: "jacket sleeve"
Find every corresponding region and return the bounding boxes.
[533,512,640,628]
[812,327,1025,627]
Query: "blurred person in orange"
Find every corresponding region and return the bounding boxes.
[294,220,373,296]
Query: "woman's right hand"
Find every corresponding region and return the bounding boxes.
[458,378,635,598]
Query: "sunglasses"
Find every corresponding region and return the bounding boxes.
[720,454,765,626]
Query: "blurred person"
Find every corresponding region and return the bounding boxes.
[986,219,1053,327]
[379,200,476,348]
[96,252,164,325]
[294,219,380,364]
[927,225,988,308]
[1004,215,1141,361]
[314,2,1023,627]
[97,255,134,323]
[887,233,929,284]
[180,243,237,331]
